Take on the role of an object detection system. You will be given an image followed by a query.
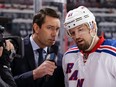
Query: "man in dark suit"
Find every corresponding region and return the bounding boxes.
[0,40,17,87]
[11,8,65,87]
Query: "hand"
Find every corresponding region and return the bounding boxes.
[5,40,14,51]
[0,40,14,57]
[33,60,57,80]
[0,40,15,67]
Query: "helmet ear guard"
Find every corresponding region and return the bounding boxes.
[89,21,97,38]
[88,21,94,29]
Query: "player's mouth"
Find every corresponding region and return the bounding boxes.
[77,39,84,45]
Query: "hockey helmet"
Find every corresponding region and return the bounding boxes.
[64,6,95,30]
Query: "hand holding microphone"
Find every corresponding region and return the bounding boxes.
[33,45,58,80]
[45,53,57,81]
[45,45,58,81]
[33,60,57,80]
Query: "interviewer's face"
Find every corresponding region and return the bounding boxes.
[33,15,60,48]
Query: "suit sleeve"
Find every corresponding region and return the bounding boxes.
[13,71,35,87]
[10,58,36,87]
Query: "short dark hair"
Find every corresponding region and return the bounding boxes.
[33,8,60,28]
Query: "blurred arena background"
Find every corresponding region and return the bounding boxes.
[0,0,116,54]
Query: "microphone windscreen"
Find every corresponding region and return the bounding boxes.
[46,53,57,62]
[48,45,58,55]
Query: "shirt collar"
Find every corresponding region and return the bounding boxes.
[30,35,48,53]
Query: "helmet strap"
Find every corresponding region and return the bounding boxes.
[85,32,96,51]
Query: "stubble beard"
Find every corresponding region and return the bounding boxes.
[77,40,90,51]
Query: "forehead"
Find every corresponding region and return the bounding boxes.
[69,23,88,31]
[44,16,60,25]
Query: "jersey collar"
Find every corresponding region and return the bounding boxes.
[81,35,105,54]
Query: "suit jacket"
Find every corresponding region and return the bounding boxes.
[11,35,65,87]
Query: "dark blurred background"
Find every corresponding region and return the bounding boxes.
[0,0,116,53]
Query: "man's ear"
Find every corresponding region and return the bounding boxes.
[33,23,40,33]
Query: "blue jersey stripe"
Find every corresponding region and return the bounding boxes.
[96,49,116,56]
[65,50,80,55]
[103,39,116,48]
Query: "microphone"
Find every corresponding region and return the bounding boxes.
[46,45,58,61]
[47,45,58,54]
[45,45,58,81]
[46,53,57,62]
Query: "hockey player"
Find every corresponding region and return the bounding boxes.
[62,6,116,87]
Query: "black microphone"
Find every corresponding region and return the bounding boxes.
[47,45,58,54]
[46,53,56,62]
[45,45,58,81]
[46,44,58,61]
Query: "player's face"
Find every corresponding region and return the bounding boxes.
[33,15,60,48]
[69,23,93,51]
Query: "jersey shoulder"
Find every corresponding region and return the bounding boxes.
[103,39,116,47]
[96,39,116,56]
[64,45,80,56]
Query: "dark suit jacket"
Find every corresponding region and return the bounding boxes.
[0,64,17,87]
[11,35,65,87]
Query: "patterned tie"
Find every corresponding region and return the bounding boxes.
[37,48,43,66]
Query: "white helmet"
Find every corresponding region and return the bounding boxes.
[64,6,95,30]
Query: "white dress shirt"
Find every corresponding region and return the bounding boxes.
[30,35,47,67]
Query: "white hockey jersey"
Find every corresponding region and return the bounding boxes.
[62,36,116,87]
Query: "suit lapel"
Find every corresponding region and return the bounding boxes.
[24,36,36,70]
